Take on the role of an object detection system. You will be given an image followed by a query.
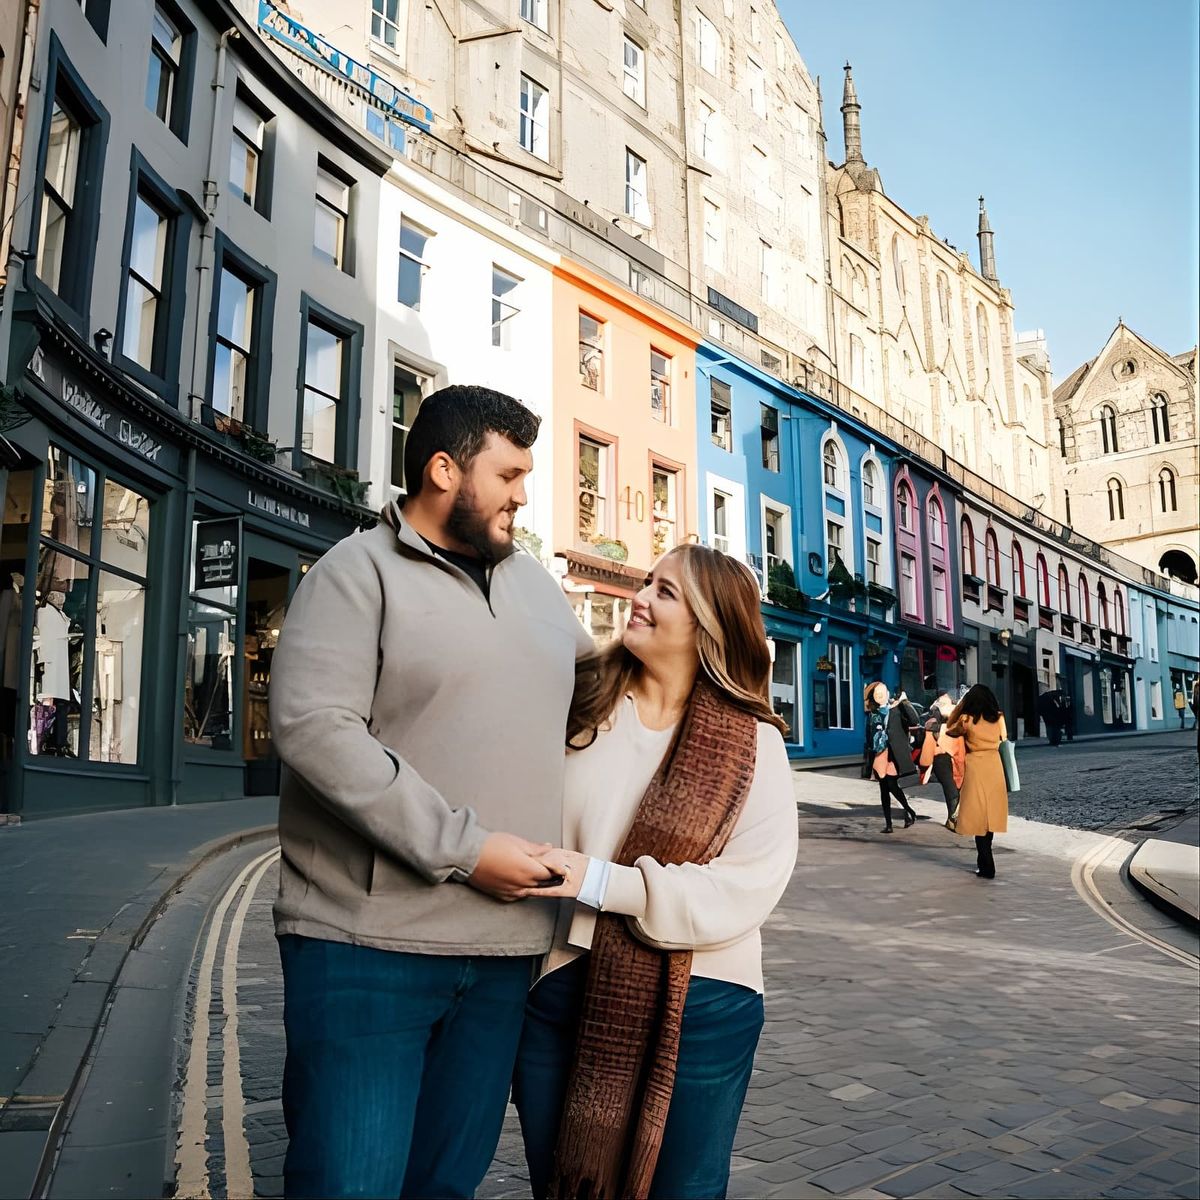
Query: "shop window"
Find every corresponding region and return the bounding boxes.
[579,312,604,391]
[710,378,732,451]
[651,464,678,559]
[770,640,798,742]
[314,158,354,272]
[295,297,363,469]
[29,447,151,764]
[826,640,853,729]
[185,517,237,751]
[390,363,426,494]
[230,87,272,216]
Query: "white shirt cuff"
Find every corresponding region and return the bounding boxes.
[576,857,612,909]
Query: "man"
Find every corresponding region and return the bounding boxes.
[1174,685,1187,729]
[269,386,593,1199]
[1037,689,1064,746]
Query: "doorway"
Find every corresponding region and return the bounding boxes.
[242,555,291,796]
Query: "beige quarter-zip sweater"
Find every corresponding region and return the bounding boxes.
[543,696,799,993]
[270,508,594,956]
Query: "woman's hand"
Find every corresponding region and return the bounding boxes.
[516,849,591,900]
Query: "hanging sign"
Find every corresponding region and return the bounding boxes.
[815,655,835,674]
[195,518,240,589]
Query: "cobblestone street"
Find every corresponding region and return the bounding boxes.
[169,739,1200,1200]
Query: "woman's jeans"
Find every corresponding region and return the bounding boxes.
[278,934,535,1199]
[513,955,764,1200]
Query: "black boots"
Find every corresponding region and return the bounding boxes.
[975,833,996,878]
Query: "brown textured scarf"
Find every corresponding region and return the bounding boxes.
[548,680,759,1200]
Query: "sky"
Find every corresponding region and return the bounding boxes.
[776,0,1199,380]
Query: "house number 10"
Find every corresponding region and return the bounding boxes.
[621,486,646,522]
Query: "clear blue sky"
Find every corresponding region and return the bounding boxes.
[777,0,1199,379]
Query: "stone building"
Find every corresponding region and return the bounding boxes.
[826,65,1059,514]
[1053,323,1198,585]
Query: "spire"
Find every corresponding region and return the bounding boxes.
[977,195,998,283]
[841,62,863,165]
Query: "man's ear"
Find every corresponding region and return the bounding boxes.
[424,452,459,496]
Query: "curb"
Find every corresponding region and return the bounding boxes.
[23,823,277,1200]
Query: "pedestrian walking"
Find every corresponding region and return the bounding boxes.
[919,692,965,827]
[863,682,919,833]
[1174,686,1188,729]
[511,545,799,1199]
[268,386,594,1199]
[946,684,1009,879]
[1036,688,1064,746]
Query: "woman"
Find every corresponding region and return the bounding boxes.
[862,682,919,833]
[919,692,965,828]
[946,684,1008,878]
[513,545,799,1200]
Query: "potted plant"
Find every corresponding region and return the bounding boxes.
[766,560,809,612]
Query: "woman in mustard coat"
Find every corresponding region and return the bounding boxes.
[946,685,1008,878]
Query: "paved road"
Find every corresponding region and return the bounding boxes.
[167,753,1200,1200]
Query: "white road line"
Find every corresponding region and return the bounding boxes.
[221,851,279,1200]
[175,845,280,1200]
[1072,834,1200,971]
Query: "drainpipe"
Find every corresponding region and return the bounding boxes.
[188,28,239,413]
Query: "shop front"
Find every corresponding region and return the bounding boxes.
[963,620,1038,740]
[0,300,369,817]
[898,628,967,710]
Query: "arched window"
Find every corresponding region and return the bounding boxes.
[1078,572,1091,623]
[1159,467,1177,513]
[1058,564,1071,615]
[891,234,906,298]
[960,515,975,575]
[1151,393,1171,444]
[927,497,946,549]
[1100,406,1118,454]
[1107,478,1124,521]
[862,458,879,508]
[985,529,1000,586]
[822,439,844,489]
[861,454,888,588]
[1113,586,1126,636]
[821,433,853,576]
[1011,540,1026,598]
[937,272,951,326]
[976,303,990,363]
[1036,554,1050,607]
[897,480,915,532]
[1097,581,1110,630]
[841,255,855,298]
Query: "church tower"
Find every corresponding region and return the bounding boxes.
[978,195,998,283]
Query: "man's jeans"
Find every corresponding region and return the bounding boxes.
[278,934,535,1199]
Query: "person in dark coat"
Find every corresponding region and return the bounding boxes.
[1036,689,1064,746]
[863,682,919,834]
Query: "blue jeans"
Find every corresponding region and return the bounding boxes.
[513,955,765,1200]
[278,934,536,1199]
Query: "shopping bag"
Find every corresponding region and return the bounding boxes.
[998,739,1020,793]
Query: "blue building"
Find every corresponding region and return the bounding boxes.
[694,342,904,761]
[1131,586,1200,729]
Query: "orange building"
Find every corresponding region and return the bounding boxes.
[551,260,699,641]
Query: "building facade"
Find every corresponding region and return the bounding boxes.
[1053,322,1198,587]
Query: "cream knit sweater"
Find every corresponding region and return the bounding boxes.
[542,695,799,994]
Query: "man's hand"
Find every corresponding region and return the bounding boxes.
[517,849,590,900]
[467,832,555,902]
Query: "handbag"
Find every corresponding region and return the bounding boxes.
[998,738,1020,793]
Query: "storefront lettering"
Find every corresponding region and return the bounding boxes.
[118,420,164,463]
[53,375,164,464]
[247,489,311,529]
[62,382,110,433]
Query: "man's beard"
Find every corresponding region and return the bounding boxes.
[447,483,517,562]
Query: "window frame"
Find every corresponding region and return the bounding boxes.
[650,348,672,424]
[229,83,274,218]
[1100,406,1118,454]
[397,215,433,310]
[624,147,650,224]
[576,426,614,546]
[520,0,548,32]
[1107,477,1124,521]
[697,10,719,75]
[1012,539,1026,599]
[146,0,196,144]
[491,265,522,350]
[371,0,405,49]
[622,36,646,108]
[1151,393,1171,444]
[710,377,732,452]
[578,311,605,392]
[293,294,364,471]
[1158,467,1177,513]
[985,529,1000,587]
[519,73,549,160]
[313,157,355,274]
[650,455,686,561]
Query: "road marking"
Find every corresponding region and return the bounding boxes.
[175,845,280,1200]
[1072,835,1200,971]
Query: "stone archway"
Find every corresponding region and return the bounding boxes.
[1159,549,1198,585]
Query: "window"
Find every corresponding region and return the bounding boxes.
[1151,393,1171,444]
[491,266,521,349]
[759,239,774,303]
[146,7,181,124]
[121,193,168,373]
[697,11,718,75]
[771,641,798,741]
[827,640,853,729]
[296,299,362,469]
[577,436,608,543]
[826,519,844,563]
[1113,587,1126,636]
[1079,573,1091,624]
[212,264,256,422]
[985,530,1000,586]
[519,74,549,159]
[37,101,81,297]
[897,482,915,532]
[710,378,732,452]
[78,0,111,40]
[1098,582,1110,630]
[866,538,882,584]
[520,0,547,32]
[862,459,879,508]
[761,405,779,472]
[650,350,671,422]
[932,567,949,628]
[703,199,723,269]
[822,440,843,489]
[1012,540,1026,598]
[1037,555,1050,608]
[698,100,718,161]
[763,506,786,576]
[1100,406,1118,454]
[622,37,646,107]
[624,148,650,224]
[1159,467,1177,513]
[652,466,678,559]
[390,363,424,493]
[929,500,946,550]
[900,553,918,617]
[747,56,765,116]
[313,162,351,269]
[1058,565,1071,615]
[372,0,404,48]
[32,447,151,764]
[579,313,604,391]
[712,490,730,553]
[229,91,266,210]
[1107,478,1124,521]
[397,217,430,309]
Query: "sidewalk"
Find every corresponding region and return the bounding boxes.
[0,798,278,1199]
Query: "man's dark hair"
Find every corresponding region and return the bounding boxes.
[403,385,540,496]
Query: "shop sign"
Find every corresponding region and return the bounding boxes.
[247,488,311,529]
[257,1,432,131]
[27,346,178,471]
[815,655,835,674]
[195,518,240,589]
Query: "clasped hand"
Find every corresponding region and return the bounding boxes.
[466,833,588,902]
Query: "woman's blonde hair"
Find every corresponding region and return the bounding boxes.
[567,543,787,747]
